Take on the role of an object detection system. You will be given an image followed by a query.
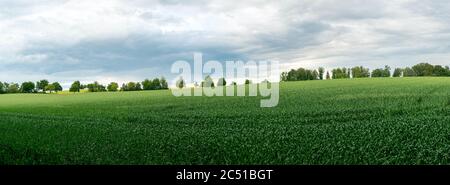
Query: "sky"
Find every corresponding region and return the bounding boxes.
[1,0,450,87]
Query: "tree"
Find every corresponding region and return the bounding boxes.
[412,63,434,76]
[121,82,141,91]
[287,69,297,81]
[125,82,137,91]
[45,84,56,93]
[87,83,96,92]
[297,68,308,80]
[7,83,20,93]
[384,65,391,77]
[371,65,391,77]
[107,82,119,92]
[285,68,320,81]
[351,66,370,78]
[245,79,251,84]
[312,70,319,80]
[160,77,169,89]
[318,67,325,80]
[280,72,288,81]
[433,65,448,76]
[332,68,349,79]
[2,82,9,93]
[151,78,161,90]
[98,85,106,92]
[176,77,185,89]
[403,67,416,77]
[52,82,63,92]
[121,83,127,91]
[21,81,35,93]
[136,82,142,91]
[0,82,5,94]
[142,79,152,90]
[69,81,81,92]
[326,71,330,80]
[393,68,403,77]
[87,81,106,92]
[231,81,237,85]
[342,68,348,78]
[36,79,49,93]
[217,77,226,86]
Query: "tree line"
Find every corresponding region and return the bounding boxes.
[0,77,168,94]
[0,80,63,94]
[280,63,450,81]
[1,62,448,94]
[69,77,169,92]
[174,75,254,89]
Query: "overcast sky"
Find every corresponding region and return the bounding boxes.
[1,0,450,87]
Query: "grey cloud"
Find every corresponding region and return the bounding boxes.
[1,0,450,86]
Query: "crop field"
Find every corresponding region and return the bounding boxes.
[0,77,449,165]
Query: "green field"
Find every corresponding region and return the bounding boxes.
[0,77,449,165]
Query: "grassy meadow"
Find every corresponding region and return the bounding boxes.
[0,77,449,164]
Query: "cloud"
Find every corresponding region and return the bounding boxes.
[0,0,449,86]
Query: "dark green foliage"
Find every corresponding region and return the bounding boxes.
[412,63,434,76]
[403,67,416,77]
[126,82,136,91]
[143,78,166,90]
[87,81,106,92]
[351,66,370,78]
[121,82,140,91]
[70,81,82,92]
[287,69,297,81]
[160,77,169,89]
[312,70,319,80]
[283,63,450,81]
[151,78,161,90]
[45,84,56,93]
[107,82,119,92]
[318,67,325,80]
[142,79,152,90]
[332,68,350,79]
[432,65,448,76]
[393,68,403,77]
[402,63,449,77]
[36,79,49,93]
[136,82,142,91]
[0,82,5,94]
[6,83,20,93]
[52,82,63,92]
[286,68,319,81]
[371,65,391,77]
[20,82,35,93]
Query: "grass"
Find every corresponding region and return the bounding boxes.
[0,77,449,165]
